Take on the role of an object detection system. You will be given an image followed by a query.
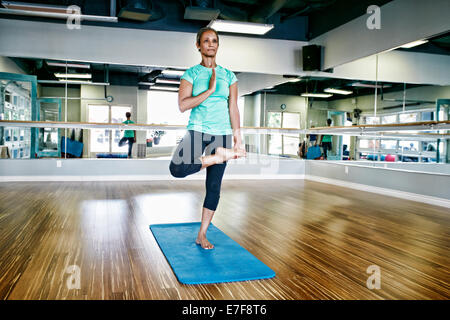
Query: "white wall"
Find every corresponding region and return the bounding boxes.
[0,18,307,76]
[328,85,450,113]
[311,0,450,70]
[0,56,26,74]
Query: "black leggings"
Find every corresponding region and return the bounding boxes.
[169,130,232,211]
[119,137,134,157]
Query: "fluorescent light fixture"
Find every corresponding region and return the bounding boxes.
[400,39,428,49]
[1,1,68,13]
[138,82,155,86]
[38,80,109,86]
[0,1,118,22]
[161,69,185,77]
[54,73,92,79]
[301,93,333,98]
[57,79,92,84]
[208,19,274,35]
[150,86,179,91]
[156,79,181,85]
[324,88,353,95]
[351,82,391,89]
[46,61,90,69]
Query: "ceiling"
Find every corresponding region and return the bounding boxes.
[250,76,428,102]
[0,0,393,41]
[3,0,447,96]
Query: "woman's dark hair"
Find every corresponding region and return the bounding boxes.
[126,112,131,118]
[196,27,219,46]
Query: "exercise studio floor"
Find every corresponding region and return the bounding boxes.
[0,179,448,300]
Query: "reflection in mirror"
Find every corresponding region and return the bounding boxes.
[0,54,448,167]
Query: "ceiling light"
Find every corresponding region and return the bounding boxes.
[288,78,301,83]
[0,1,118,22]
[138,82,155,86]
[46,61,90,69]
[38,80,109,86]
[156,79,181,85]
[54,73,92,79]
[161,70,185,77]
[324,88,353,95]
[351,82,391,89]
[150,86,179,91]
[57,79,92,84]
[208,19,274,35]
[301,93,333,98]
[1,1,67,13]
[400,39,429,49]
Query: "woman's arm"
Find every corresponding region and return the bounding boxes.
[228,82,245,151]
[178,70,217,113]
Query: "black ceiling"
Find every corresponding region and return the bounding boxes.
[4,0,446,95]
[0,0,394,41]
[250,76,428,102]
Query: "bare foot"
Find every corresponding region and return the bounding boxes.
[215,147,246,163]
[196,236,214,250]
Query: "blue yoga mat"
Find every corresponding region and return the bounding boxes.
[149,222,276,285]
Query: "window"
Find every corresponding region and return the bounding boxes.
[364,116,379,125]
[381,140,397,150]
[381,115,397,124]
[399,141,419,152]
[267,112,282,155]
[282,112,300,155]
[89,105,131,153]
[267,111,300,156]
[267,112,281,128]
[148,91,191,147]
[399,113,418,123]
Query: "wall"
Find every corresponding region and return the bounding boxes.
[0,56,27,74]
[39,86,81,122]
[0,19,307,76]
[328,85,450,113]
[306,161,450,207]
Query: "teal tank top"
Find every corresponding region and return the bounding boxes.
[181,64,237,135]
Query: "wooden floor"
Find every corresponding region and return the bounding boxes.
[0,179,448,300]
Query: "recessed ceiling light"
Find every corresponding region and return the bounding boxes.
[54,73,92,79]
[351,82,391,89]
[57,79,92,84]
[46,61,90,69]
[301,93,333,98]
[150,86,179,91]
[156,79,181,85]
[161,70,185,77]
[324,88,353,95]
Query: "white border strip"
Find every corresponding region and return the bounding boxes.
[305,174,450,208]
[0,174,305,182]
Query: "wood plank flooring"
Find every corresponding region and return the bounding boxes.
[0,179,448,300]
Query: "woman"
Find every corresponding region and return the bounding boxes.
[320,118,333,160]
[169,27,246,250]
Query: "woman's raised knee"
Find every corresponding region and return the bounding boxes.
[169,162,187,178]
